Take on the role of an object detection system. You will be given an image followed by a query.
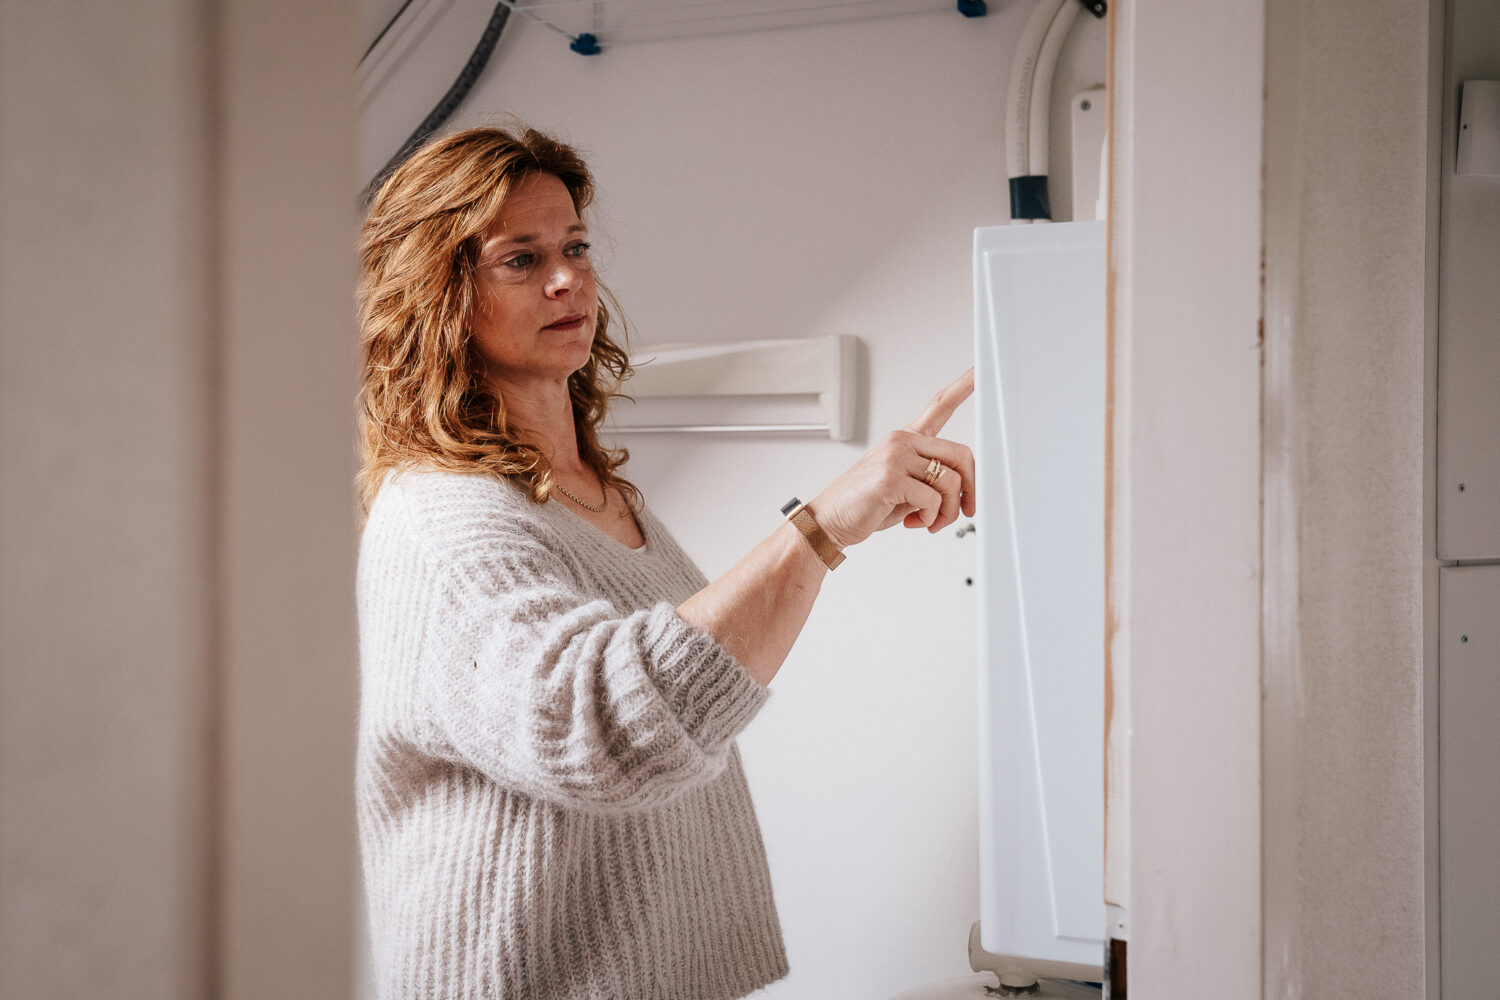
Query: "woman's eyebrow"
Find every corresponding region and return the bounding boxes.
[486,223,588,248]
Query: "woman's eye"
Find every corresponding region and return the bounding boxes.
[565,241,592,258]
[504,253,535,270]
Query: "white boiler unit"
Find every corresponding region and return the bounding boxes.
[973,220,1106,982]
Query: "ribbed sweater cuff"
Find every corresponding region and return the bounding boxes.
[644,603,769,750]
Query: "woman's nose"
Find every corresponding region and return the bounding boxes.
[544,256,584,298]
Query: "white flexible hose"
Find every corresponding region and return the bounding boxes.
[1005,0,1067,181]
[1027,0,1081,179]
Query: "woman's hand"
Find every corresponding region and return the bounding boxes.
[678,368,976,685]
[810,368,976,550]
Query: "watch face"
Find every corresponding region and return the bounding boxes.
[780,497,802,517]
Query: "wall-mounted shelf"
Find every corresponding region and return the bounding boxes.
[499,0,986,55]
[609,334,859,439]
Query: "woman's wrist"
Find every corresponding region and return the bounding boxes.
[779,497,846,570]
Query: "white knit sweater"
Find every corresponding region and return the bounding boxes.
[356,467,788,1000]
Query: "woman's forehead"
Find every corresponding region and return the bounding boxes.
[484,174,582,244]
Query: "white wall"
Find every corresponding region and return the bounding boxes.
[359,5,1105,998]
[1109,2,1266,995]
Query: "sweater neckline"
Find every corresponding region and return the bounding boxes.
[550,498,653,555]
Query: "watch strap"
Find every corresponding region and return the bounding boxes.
[780,497,845,570]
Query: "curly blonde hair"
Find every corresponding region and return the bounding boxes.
[356,124,638,514]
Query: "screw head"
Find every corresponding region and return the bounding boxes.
[1459,483,1467,493]
[1461,635,1469,644]
[1080,99,1093,111]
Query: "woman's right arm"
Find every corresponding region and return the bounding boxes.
[361,371,973,810]
[677,369,975,686]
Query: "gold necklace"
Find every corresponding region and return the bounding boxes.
[553,478,608,513]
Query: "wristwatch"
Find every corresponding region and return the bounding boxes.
[780,497,846,570]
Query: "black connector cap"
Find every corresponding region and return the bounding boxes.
[1009,175,1052,221]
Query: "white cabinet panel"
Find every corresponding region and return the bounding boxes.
[1440,564,1500,998]
[973,221,1105,976]
[1436,156,1500,560]
[1436,0,1500,560]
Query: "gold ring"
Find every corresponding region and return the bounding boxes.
[922,458,944,487]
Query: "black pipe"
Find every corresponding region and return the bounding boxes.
[364,2,512,205]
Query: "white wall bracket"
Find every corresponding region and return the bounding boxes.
[611,334,859,439]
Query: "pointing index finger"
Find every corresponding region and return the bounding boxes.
[905,367,975,437]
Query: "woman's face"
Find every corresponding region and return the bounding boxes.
[471,172,598,388]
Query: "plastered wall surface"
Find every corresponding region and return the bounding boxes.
[1262,0,1433,996]
[359,5,1105,998]
[0,3,216,996]
[216,1,361,997]
[1,2,360,997]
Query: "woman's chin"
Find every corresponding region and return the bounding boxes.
[559,340,596,373]
[502,350,596,385]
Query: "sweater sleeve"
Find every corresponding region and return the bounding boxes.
[383,479,770,814]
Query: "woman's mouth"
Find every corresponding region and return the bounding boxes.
[544,314,587,331]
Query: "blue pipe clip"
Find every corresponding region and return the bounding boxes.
[570,32,601,55]
[957,0,987,16]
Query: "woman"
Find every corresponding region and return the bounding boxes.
[356,125,974,1000]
